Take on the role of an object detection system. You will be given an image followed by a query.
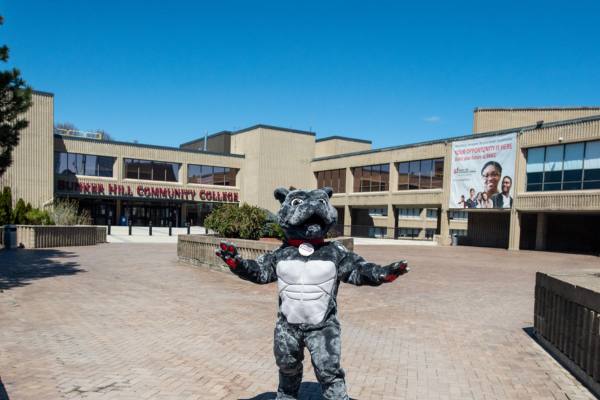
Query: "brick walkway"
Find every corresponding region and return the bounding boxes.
[0,244,598,400]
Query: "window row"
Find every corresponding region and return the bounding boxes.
[188,165,238,186]
[448,210,468,220]
[315,168,346,194]
[426,209,438,219]
[353,164,390,192]
[55,152,115,177]
[397,207,422,218]
[398,158,444,190]
[55,154,238,186]
[526,141,600,191]
[125,159,180,182]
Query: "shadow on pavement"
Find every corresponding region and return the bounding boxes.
[0,376,10,400]
[239,382,357,400]
[0,248,83,291]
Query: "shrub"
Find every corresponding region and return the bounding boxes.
[12,198,28,224]
[25,208,53,225]
[0,186,12,225]
[262,221,285,240]
[48,199,91,225]
[204,203,278,240]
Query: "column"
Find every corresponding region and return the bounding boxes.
[535,212,547,251]
[508,209,521,250]
[439,209,450,245]
[115,200,122,222]
[385,203,396,239]
[343,204,352,237]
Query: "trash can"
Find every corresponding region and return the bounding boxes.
[451,233,458,246]
[4,224,17,249]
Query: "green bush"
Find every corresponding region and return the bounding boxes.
[12,198,29,224]
[204,203,281,240]
[0,186,12,225]
[25,208,53,225]
[262,221,285,240]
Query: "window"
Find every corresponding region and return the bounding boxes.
[124,159,180,182]
[396,228,421,238]
[449,210,468,220]
[426,209,438,219]
[368,208,388,217]
[397,208,422,219]
[188,164,238,186]
[450,229,467,237]
[315,168,346,193]
[425,228,436,239]
[353,164,389,192]
[526,140,600,191]
[368,227,386,238]
[55,152,115,177]
[397,158,444,190]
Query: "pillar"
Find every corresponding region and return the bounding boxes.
[535,212,547,251]
[508,209,521,250]
[385,203,396,239]
[343,204,352,237]
[439,208,450,245]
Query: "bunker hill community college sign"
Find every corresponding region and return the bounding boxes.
[56,179,239,202]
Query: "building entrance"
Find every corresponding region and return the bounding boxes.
[121,200,181,227]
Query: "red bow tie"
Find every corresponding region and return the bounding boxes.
[286,238,325,247]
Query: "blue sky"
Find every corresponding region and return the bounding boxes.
[3,1,599,149]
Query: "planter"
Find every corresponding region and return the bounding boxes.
[14,225,107,248]
[534,272,600,397]
[178,235,354,273]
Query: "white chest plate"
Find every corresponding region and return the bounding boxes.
[276,259,337,325]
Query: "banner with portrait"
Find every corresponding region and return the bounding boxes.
[449,133,517,209]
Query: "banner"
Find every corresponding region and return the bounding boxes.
[450,133,516,209]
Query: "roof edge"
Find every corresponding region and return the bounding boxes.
[179,130,232,147]
[232,124,315,136]
[313,114,600,162]
[474,106,600,112]
[55,134,246,159]
[32,89,54,97]
[316,135,372,144]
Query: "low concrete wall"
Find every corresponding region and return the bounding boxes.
[16,225,107,248]
[178,235,354,272]
[534,272,600,397]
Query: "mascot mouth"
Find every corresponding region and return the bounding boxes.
[303,214,327,234]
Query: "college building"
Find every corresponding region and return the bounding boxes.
[2,90,600,254]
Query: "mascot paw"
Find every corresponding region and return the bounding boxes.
[382,260,409,282]
[215,241,242,269]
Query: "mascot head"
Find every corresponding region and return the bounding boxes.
[274,187,338,240]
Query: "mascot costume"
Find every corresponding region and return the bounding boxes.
[216,187,409,400]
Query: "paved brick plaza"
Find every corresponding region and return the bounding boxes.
[0,243,598,400]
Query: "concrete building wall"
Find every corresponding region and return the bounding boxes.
[0,91,54,207]
[231,127,316,213]
[314,137,372,158]
[473,108,600,134]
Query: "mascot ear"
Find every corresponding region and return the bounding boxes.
[322,187,334,198]
[274,187,289,203]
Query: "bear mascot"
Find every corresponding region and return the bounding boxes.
[216,187,409,400]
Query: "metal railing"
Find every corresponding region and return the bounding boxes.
[54,128,106,140]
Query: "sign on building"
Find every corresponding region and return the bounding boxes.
[449,133,517,209]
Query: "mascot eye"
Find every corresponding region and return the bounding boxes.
[291,198,303,206]
[319,199,327,205]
